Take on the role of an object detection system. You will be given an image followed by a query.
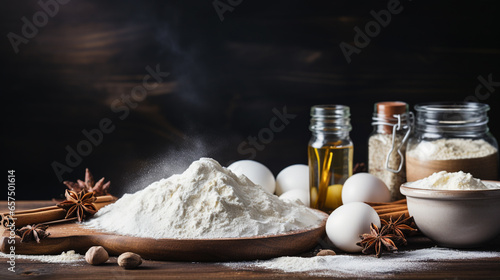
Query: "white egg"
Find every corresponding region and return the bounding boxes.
[279,189,310,206]
[275,164,309,195]
[342,173,391,204]
[326,202,381,252]
[228,160,276,193]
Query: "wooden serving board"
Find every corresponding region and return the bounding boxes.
[0,211,328,262]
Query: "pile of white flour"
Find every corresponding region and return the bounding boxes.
[405,171,498,190]
[85,158,323,239]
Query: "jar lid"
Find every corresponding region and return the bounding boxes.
[376,101,408,117]
[373,101,410,134]
[414,102,490,134]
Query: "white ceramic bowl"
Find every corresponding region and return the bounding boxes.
[400,181,500,248]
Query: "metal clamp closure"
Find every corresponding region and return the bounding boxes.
[371,112,413,173]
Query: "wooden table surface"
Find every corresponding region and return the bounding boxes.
[1,201,499,280]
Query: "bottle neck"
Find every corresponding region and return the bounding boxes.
[309,105,352,134]
[310,130,351,139]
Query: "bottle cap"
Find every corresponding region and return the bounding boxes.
[376,101,408,117]
[374,101,408,134]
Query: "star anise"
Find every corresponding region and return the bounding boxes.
[15,224,50,243]
[381,214,417,246]
[63,168,110,196]
[356,223,398,258]
[353,163,367,174]
[57,190,98,222]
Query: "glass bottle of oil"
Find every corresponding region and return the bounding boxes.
[308,105,353,213]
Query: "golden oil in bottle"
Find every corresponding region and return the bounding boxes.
[308,105,353,213]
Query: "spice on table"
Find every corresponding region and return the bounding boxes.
[118,252,143,269]
[356,223,398,258]
[1,195,116,228]
[15,224,50,243]
[353,163,367,174]
[57,190,97,222]
[381,214,417,246]
[63,168,110,196]
[356,214,417,257]
[316,249,336,256]
[367,200,410,221]
[85,246,109,265]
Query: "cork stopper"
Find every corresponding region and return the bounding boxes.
[374,101,408,134]
[376,101,408,117]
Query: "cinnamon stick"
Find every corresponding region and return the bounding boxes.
[8,205,59,215]
[373,205,408,215]
[10,195,116,215]
[366,199,406,207]
[379,210,410,221]
[1,195,117,228]
[365,199,410,221]
[42,217,78,225]
[371,204,407,211]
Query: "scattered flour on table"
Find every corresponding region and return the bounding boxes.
[0,250,83,263]
[223,248,500,277]
[85,158,323,239]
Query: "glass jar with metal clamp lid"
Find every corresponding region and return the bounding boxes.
[368,101,412,201]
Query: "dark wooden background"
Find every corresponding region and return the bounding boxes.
[2,0,499,200]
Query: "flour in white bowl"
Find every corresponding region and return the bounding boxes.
[405,171,498,190]
[85,158,323,239]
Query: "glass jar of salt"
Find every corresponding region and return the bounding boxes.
[406,102,498,182]
[368,101,412,201]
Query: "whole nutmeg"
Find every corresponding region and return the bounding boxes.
[85,246,109,265]
[316,249,336,256]
[118,252,142,269]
